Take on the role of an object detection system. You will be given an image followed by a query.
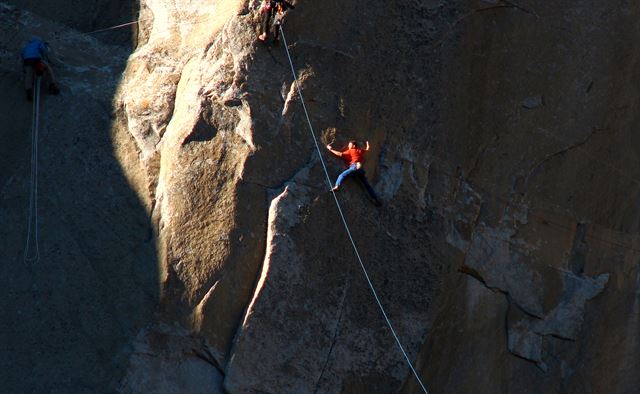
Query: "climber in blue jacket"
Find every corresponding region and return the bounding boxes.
[22,38,60,101]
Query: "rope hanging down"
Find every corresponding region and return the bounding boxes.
[24,76,42,264]
[279,26,429,394]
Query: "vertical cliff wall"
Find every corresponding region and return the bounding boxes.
[411,1,640,393]
[110,0,456,391]
[1,0,639,393]
[0,2,158,392]
[3,0,138,45]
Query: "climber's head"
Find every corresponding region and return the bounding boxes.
[348,140,357,149]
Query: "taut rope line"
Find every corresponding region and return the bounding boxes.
[86,18,153,35]
[279,26,429,394]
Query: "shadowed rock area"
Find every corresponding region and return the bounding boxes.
[3,0,139,46]
[0,2,158,392]
[1,0,639,393]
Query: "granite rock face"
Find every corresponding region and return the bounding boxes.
[1,0,639,393]
[0,3,158,392]
[408,1,640,393]
[3,0,138,45]
[115,0,440,391]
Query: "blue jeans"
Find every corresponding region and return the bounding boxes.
[335,164,379,200]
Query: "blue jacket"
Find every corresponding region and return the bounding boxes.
[22,39,47,60]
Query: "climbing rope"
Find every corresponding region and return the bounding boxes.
[279,26,429,394]
[86,18,153,35]
[24,75,41,263]
[85,14,216,37]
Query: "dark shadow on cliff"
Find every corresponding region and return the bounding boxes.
[0,2,158,392]
[3,0,140,47]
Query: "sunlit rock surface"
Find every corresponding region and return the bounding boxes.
[1,0,639,393]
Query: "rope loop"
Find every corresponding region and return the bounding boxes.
[24,76,41,264]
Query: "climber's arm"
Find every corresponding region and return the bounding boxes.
[326,145,343,157]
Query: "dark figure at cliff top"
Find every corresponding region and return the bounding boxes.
[258,0,294,43]
[326,140,382,206]
[22,38,60,101]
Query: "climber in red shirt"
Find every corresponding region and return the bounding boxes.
[326,140,381,206]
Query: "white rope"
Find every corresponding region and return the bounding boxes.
[85,14,215,36]
[86,18,153,35]
[279,26,429,394]
[24,75,41,263]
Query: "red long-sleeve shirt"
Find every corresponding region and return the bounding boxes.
[341,147,365,166]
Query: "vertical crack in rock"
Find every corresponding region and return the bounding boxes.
[466,134,499,180]
[523,128,597,195]
[567,222,589,274]
[313,266,352,393]
[226,154,319,346]
[220,130,375,391]
[281,81,296,118]
[224,174,315,391]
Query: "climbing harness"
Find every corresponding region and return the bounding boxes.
[24,76,42,263]
[279,26,429,394]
